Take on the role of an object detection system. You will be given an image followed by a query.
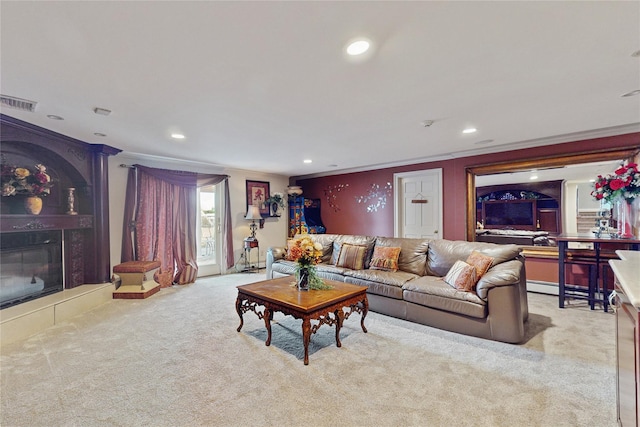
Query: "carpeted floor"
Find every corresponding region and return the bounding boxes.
[0,273,616,427]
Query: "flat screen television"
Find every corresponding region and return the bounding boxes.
[482,200,537,231]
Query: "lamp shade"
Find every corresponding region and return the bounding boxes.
[287,185,303,196]
[245,205,262,220]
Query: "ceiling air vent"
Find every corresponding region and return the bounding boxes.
[1,95,37,112]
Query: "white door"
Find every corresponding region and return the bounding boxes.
[394,169,443,239]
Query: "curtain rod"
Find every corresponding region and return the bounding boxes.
[119,163,229,179]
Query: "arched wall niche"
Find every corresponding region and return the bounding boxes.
[1,140,92,215]
[465,146,640,243]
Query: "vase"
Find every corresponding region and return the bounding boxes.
[24,196,43,215]
[613,197,634,239]
[297,267,309,291]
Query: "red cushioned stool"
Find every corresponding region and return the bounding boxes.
[112,260,161,299]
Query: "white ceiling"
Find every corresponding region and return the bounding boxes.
[1,1,639,178]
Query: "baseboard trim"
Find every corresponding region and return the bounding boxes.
[527,280,559,296]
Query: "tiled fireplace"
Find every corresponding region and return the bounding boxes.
[1,114,120,309]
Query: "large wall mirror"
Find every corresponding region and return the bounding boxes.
[465,147,640,248]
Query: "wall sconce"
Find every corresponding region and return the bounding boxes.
[245,205,264,239]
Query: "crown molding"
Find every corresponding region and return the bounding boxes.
[293,123,640,180]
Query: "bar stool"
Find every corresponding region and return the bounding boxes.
[560,254,599,309]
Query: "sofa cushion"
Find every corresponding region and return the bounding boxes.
[373,237,429,275]
[403,275,486,318]
[345,276,404,300]
[443,260,477,292]
[369,246,401,272]
[426,240,521,277]
[335,243,368,270]
[345,268,418,287]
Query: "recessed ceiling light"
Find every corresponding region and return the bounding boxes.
[462,127,477,134]
[303,159,312,164]
[47,114,64,120]
[529,175,538,180]
[346,39,370,56]
[421,120,434,127]
[171,133,185,139]
[622,89,640,97]
[94,132,107,137]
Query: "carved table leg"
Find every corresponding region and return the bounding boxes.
[361,297,369,333]
[264,308,272,346]
[302,318,311,365]
[335,309,344,348]
[235,296,244,332]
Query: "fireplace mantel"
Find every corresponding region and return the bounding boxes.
[1,215,93,233]
[1,114,121,297]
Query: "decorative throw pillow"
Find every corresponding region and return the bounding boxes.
[465,250,494,282]
[330,241,342,265]
[335,243,367,270]
[285,239,297,261]
[444,260,477,292]
[369,246,402,272]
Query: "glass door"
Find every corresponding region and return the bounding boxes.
[197,183,221,277]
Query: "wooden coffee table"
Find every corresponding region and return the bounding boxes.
[235,276,368,365]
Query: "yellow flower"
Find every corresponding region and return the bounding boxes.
[14,168,30,179]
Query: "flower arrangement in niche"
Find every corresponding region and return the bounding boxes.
[591,162,640,203]
[1,162,54,197]
[286,236,332,290]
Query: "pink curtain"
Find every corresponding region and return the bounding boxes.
[133,165,198,287]
[121,165,232,286]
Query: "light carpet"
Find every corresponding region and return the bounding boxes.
[1,273,616,427]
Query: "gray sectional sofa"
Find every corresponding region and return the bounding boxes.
[266,234,528,343]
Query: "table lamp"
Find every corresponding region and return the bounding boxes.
[245,205,262,239]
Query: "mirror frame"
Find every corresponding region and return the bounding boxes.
[465,146,640,241]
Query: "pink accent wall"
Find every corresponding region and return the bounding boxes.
[297,133,640,240]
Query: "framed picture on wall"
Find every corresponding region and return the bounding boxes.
[246,180,270,217]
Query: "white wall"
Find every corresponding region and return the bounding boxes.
[108,153,289,275]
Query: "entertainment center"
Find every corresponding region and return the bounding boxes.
[476,180,561,236]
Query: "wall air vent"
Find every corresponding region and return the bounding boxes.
[1,95,38,112]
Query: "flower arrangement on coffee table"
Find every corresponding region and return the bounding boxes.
[286,236,332,290]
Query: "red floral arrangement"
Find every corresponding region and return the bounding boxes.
[591,162,640,203]
[1,161,54,197]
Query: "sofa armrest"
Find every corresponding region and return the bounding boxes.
[266,246,287,279]
[475,259,522,300]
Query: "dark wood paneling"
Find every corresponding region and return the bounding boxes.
[1,114,120,288]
